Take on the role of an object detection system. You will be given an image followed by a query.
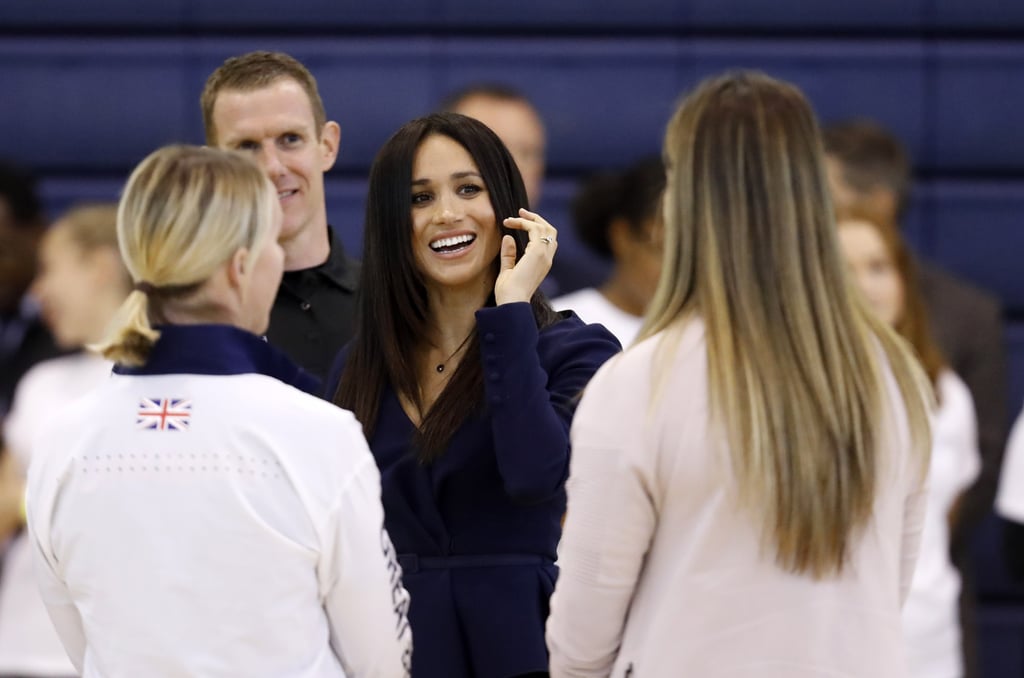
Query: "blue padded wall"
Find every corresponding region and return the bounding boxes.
[931,44,1024,172]
[0,40,194,171]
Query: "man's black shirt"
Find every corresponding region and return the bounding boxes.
[266,227,360,385]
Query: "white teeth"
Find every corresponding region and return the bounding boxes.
[430,234,476,251]
[278,189,297,198]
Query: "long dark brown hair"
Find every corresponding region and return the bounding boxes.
[334,112,559,461]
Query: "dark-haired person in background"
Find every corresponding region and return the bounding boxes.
[0,161,61,422]
[552,157,665,347]
[328,112,620,678]
[823,119,1007,678]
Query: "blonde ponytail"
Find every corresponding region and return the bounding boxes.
[93,289,159,366]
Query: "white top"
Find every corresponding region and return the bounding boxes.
[997,406,1024,522]
[551,287,642,348]
[547,319,927,678]
[27,369,412,678]
[0,352,112,676]
[902,370,980,678]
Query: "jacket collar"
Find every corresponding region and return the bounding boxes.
[113,324,319,395]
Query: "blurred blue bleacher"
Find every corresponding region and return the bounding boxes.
[2,2,1023,674]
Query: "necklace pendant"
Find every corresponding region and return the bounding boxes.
[436,364,444,373]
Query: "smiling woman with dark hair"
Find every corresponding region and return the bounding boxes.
[328,112,620,678]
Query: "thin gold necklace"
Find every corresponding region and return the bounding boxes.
[435,332,473,373]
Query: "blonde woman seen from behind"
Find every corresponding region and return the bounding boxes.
[25,146,412,678]
[546,71,933,677]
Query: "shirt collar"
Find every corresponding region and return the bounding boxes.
[112,324,320,395]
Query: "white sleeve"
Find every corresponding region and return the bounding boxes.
[900,477,928,605]
[4,365,45,471]
[997,409,1024,522]
[25,443,86,674]
[319,450,412,678]
[546,372,657,678]
[942,372,982,492]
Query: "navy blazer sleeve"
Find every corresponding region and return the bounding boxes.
[475,303,621,503]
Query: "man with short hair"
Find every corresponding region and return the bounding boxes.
[201,51,359,382]
[824,119,1007,678]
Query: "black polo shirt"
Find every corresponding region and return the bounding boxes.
[266,227,360,384]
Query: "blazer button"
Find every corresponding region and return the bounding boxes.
[300,301,312,311]
[484,332,496,343]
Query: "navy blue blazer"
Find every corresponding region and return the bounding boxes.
[326,303,620,678]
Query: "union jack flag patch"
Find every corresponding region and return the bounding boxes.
[136,398,192,431]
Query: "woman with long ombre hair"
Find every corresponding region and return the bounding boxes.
[547,71,933,677]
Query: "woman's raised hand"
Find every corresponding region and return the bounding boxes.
[495,208,558,305]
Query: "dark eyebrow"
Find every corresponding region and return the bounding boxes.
[411,171,483,187]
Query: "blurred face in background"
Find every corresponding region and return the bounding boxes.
[31,227,124,348]
[608,213,664,314]
[836,217,905,327]
[453,94,546,206]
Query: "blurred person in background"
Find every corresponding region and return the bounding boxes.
[442,84,547,207]
[547,71,933,678]
[823,120,1006,678]
[202,51,360,382]
[552,156,665,347]
[837,209,980,678]
[0,203,128,678]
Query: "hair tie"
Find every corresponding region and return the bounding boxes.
[134,281,157,295]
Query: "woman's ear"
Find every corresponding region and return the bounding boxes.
[606,216,633,259]
[227,247,250,293]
